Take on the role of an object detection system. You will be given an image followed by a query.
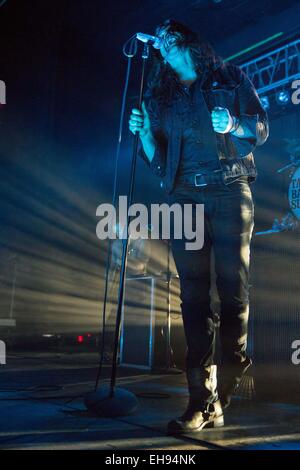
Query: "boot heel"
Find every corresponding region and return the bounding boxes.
[213,415,224,428]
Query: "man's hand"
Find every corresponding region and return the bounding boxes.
[211,106,235,134]
[129,101,151,138]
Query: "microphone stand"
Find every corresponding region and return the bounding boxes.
[85,43,150,417]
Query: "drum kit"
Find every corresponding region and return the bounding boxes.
[255,140,300,236]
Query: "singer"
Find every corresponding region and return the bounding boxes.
[129,19,269,434]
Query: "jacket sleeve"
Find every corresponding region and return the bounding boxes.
[232,68,269,151]
[138,97,167,177]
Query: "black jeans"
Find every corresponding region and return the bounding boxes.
[168,177,254,370]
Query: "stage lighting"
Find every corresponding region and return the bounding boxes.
[260,96,270,110]
[276,90,290,105]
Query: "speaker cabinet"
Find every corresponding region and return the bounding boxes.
[119,275,184,370]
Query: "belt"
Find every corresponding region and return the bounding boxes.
[176,170,225,188]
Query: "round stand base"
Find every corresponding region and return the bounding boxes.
[84,386,139,417]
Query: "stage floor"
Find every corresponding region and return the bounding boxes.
[0,352,300,450]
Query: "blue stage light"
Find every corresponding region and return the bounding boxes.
[276,90,290,105]
[260,96,270,110]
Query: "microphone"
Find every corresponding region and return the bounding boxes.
[136,33,162,49]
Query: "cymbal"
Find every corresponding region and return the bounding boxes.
[277,159,300,173]
[255,228,283,236]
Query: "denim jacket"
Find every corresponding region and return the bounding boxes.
[139,62,269,193]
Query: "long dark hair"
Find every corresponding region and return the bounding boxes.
[146,19,222,106]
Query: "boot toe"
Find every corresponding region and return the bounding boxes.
[167,406,224,434]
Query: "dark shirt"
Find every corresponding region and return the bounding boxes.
[176,80,220,177]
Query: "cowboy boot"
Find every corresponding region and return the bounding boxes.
[167,365,224,434]
[218,356,252,409]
